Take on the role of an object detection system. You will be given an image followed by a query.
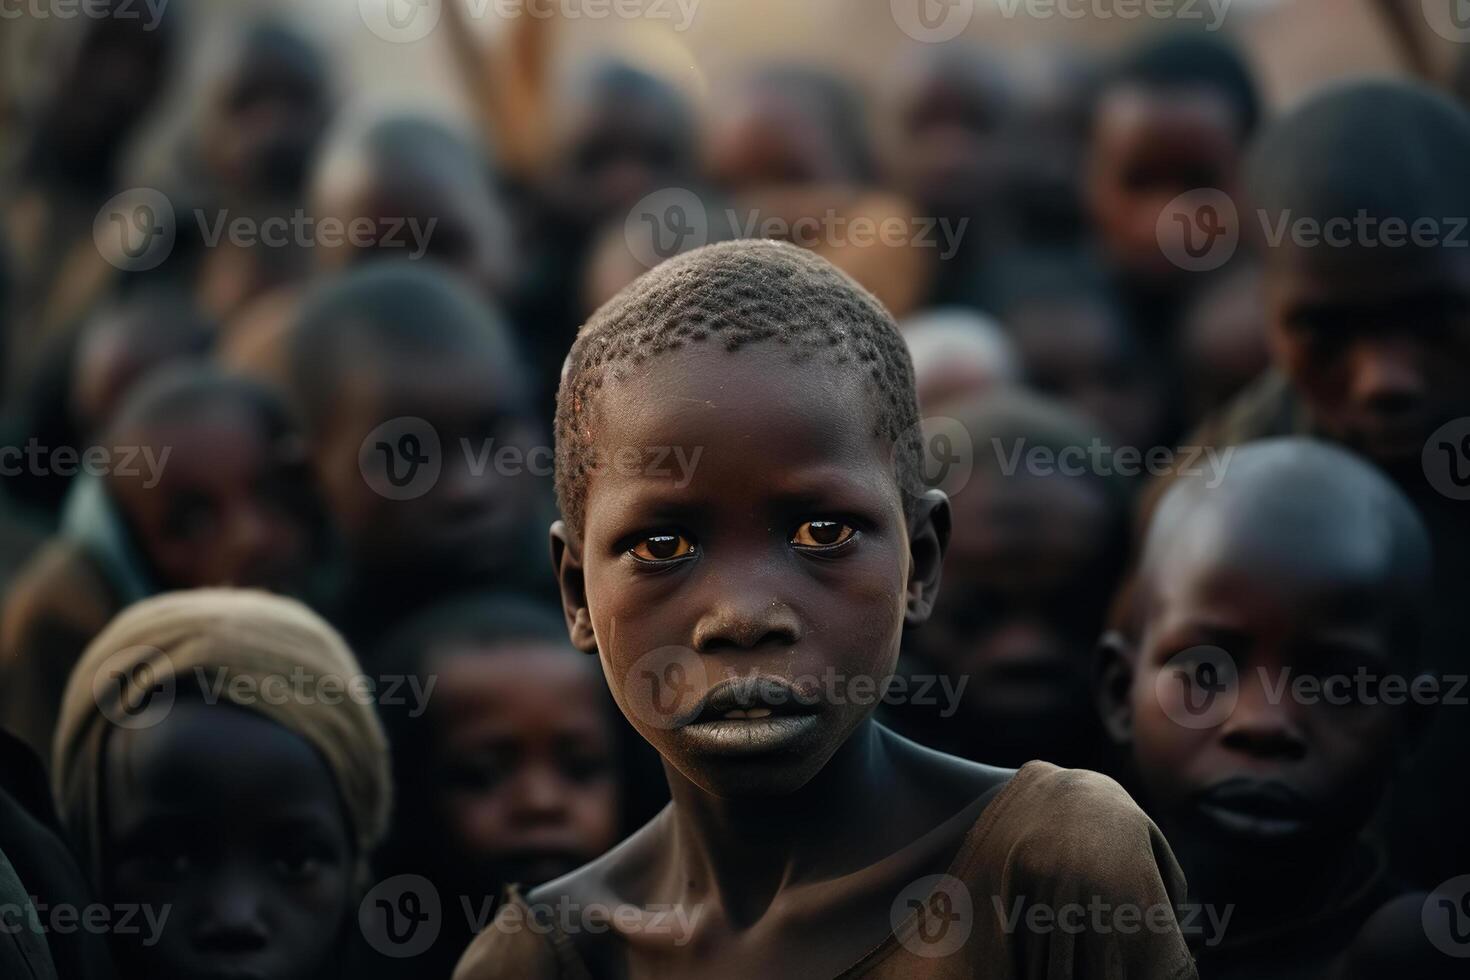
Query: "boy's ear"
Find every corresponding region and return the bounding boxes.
[1094,629,1136,745]
[550,521,598,654]
[904,488,950,628]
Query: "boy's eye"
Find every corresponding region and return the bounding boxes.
[630,533,696,563]
[790,520,856,549]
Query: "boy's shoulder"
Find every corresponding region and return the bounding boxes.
[453,809,675,980]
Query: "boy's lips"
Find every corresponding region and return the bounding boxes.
[1193,779,1315,842]
[676,675,823,756]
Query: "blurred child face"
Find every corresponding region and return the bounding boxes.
[915,469,1116,754]
[206,44,330,200]
[890,64,1012,220]
[1088,87,1242,286]
[1124,525,1412,871]
[108,405,312,592]
[1266,245,1470,469]
[1010,299,1167,449]
[426,644,620,889]
[551,89,695,227]
[571,344,922,798]
[319,355,543,580]
[104,702,356,980]
[707,88,851,189]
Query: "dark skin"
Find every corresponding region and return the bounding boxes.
[313,349,544,584]
[425,643,621,892]
[105,405,313,594]
[1087,86,1243,289]
[1096,477,1425,932]
[545,343,1009,978]
[1266,241,1470,472]
[102,701,356,980]
[910,465,1117,767]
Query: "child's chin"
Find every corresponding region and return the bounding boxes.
[670,751,831,799]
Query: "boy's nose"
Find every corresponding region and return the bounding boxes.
[194,886,271,953]
[1349,337,1426,415]
[1218,680,1307,761]
[692,596,801,652]
[506,764,573,823]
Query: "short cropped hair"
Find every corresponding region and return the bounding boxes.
[554,240,923,535]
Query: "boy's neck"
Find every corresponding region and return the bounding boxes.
[659,721,973,927]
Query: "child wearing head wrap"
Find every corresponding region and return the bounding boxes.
[52,589,391,980]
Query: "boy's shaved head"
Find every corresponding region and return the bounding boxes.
[555,240,921,535]
[1248,81,1470,239]
[1135,438,1431,651]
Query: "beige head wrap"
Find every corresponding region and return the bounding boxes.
[52,589,392,886]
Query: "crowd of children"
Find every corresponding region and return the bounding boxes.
[2,1,1468,977]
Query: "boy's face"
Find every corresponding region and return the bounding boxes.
[915,468,1115,753]
[1122,523,1410,867]
[562,343,939,798]
[1087,87,1241,286]
[1266,245,1470,468]
[208,46,329,200]
[103,702,356,980]
[109,407,313,593]
[890,68,1011,220]
[319,352,543,580]
[426,644,620,890]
